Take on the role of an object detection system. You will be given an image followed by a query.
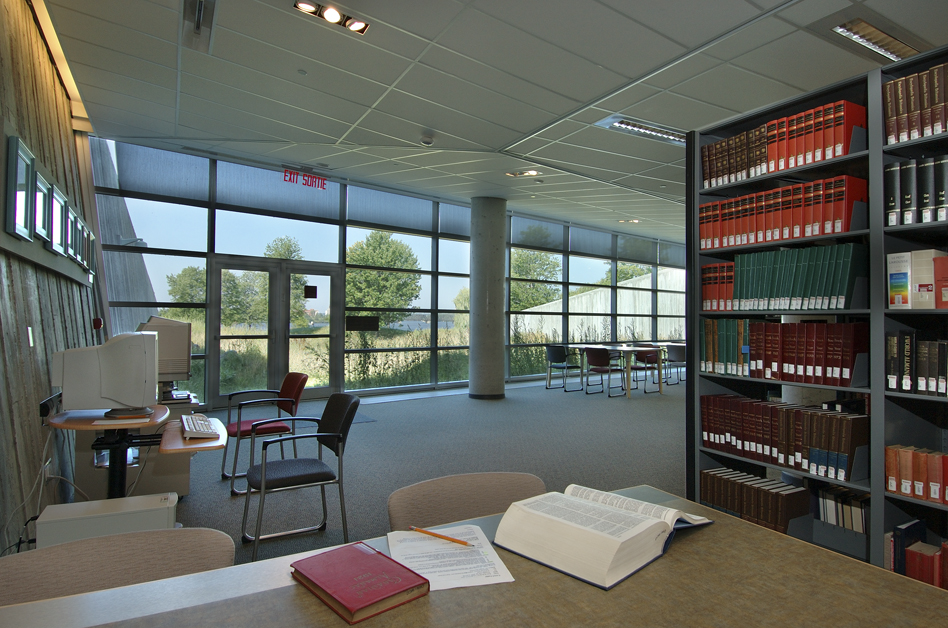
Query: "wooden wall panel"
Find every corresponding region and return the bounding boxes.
[0,1,97,553]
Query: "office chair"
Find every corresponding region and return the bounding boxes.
[387,472,546,532]
[0,528,234,607]
[220,372,308,496]
[241,392,360,561]
[584,347,626,396]
[545,345,583,391]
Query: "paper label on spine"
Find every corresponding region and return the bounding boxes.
[888,477,897,492]
[931,483,941,500]
[901,479,912,495]
[915,481,924,497]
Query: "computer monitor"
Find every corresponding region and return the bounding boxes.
[135,316,191,383]
[51,332,158,417]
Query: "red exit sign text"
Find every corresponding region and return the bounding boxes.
[284,169,327,190]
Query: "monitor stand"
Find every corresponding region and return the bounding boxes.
[104,407,155,419]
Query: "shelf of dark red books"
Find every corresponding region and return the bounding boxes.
[885,491,948,514]
[884,390,948,404]
[700,309,870,317]
[699,372,871,394]
[701,151,870,196]
[699,446,871,492]
[883,133,948,160]
[699,228,871,258]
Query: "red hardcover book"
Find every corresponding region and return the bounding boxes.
[928,452,944,504]
[290,542,429,625]
[786,115,799,169]
[898,446,916,496]
[790,184,804,239]
[803,183,816,237]
[794,112,806,168]
[724,262,735,312]
[764,322,780,380]
[813,106,825,161]
[814,323,827,385]
[913,449,930,500]
[710,203,721,249]
[803,322,817,384]
[822,178,836,237]
[934,256,948,309]
[776,117,788,170]
[833,100,867,157]
[833,175,868,234]
[721,199,733,248]
[883,79,898,144]
[840,321,869,388]
[766,120,778,173]
[794,321,807,383]
[803,109,815,164]
[825,323,841,387]
[740,195,752,245]
[811,179,824,236]
[907,73,921,140]
[698,203,708,249]
[885,445,901,493]
[755,191,766,245]
[921,70,932,136]
[780,186,793,240]
[895,77,909,142]
[781,322,796,382]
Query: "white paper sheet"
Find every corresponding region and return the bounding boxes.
[387,524,514,591]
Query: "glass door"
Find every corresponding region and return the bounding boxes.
[207,256,343,407]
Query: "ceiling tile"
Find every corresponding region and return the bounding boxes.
[48,5,178,67]
[557,126,686,164]
[57,36,178,89]
[864,0,948,49]
[776,0,855,28]
[642,54,722,91]
[530,143,657,177]
[619,92,737,131]
[671,63,802,113]
[70,63,176,108]
[356,110,493,150]
[596,84,663,113]
[599,0,764,48]
[702,16,797,61]
[75,84,174,124]
[83,103,176,137]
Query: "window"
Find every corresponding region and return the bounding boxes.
[34,174,51,241]
[6,139,34,241]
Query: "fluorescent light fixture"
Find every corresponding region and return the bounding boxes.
[832,19,917,62]
[595,115,685,146]
[294,3,369,34]
[505,170,541,177]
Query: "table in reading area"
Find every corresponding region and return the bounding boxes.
[5,486,948,628]
[571,343,665,395]
[48,407,226,499]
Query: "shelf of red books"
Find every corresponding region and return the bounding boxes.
[700,447,871,493]
[702,309,871,317]
[882,499,947,578]
[699,229,870,257]
[701,151,870,196]
[698,371,870,394]
[883,133,948,160]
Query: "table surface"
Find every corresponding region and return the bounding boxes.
[47,406,171,431]
[568,343,665,395]
[158,416,227,453]
[3,485,948,627]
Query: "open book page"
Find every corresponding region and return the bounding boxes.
[564,485,710,529]
[387,524,514,591]
[517,492,667,540]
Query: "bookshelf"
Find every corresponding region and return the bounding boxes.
[687,43,948,572]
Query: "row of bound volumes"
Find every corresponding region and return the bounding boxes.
[884,155,948,226]
[886,250,948,310]
[817,487,868,534]
[698,175,867,250]
[883,63,948,144]
[700,394,868,482]
[701,100,866,188]
[701,243,868,312]
[884,445,948,504]
[700,319,869,388]
[884,520,948,589]
[885,332,948,395]
[700,468,809,534]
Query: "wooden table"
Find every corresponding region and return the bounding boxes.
[5,486,947,627]
[571,343,665,396]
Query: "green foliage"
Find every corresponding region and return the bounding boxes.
[510,249,561,310]
[346,231,422,326]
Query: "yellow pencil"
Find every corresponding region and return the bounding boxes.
[408,526,473,546]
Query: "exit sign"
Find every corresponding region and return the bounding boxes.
[283,169,327,190]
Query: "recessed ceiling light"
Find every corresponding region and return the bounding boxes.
[321,7,341,22]
[346,18,367,31]
[295,1,317,13]
[632,219,639,223]
[505,170,541,177]
[297,68,307,75]
[595,115,685,146]
[294,3,369,34]
[832,19,917,62]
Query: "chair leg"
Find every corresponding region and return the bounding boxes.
[337,483,348,544]
[220,437,231,480]
[251,487,267,561]
[230,437,248,496]
[564,366,583,392]
[545,365,555,389]
[607,369,625,397]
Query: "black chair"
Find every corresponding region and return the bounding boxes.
[584,347,625,397]
[240,393,360,561]
[664,343,686,385]
[545,345,583,391]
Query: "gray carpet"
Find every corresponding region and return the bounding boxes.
[175,381,687,564]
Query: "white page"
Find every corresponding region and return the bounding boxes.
[387,524,514,591]
[564,485,710,528]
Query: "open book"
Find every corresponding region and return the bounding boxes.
[493,485,711,589]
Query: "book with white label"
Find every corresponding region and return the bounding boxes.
[493,485,711,589]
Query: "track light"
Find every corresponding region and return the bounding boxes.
[294,3,369,34]
[832,19,917,62]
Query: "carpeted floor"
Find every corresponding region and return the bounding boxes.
[175,380,687,564]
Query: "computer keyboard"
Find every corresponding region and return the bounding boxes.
[180,414,218,439]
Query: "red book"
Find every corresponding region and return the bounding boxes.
[813,107,825,161]
[790,184,804,239]
[898,447,916,496]
[913,449,930,500]
[787,114,799,169]
[822,177,836,237]
[824,323,841,387]
[699,203,708,250]
[823,103,836,157]
[934,256,948,309]
[776,117,788,170]
[803,183,816,237]
[740,195,752,245]
[927,452,944,504]
[795,321,807,383]
[803,322,817,384]
[765,322,782,381]
[290,542,429,625]
[794,112,806,168]
[803,109,815,164]
[764,190,778,242]
[780,186,793,241]
[885,445,901,494]
[766,120,778,173]
[833,100,867,158]
[711,203,721,249]
[781,322,797,382]
[813,323,826,384]
[832,175,868,234]
[755,192,766,245]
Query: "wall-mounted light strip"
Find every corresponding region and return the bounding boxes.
[832,19,917,62]
[595,115,685,146]
[294,2,369,34]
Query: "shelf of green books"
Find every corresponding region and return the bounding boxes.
[886,491,948,514]
[700,447,871,493]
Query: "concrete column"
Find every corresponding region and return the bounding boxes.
[469,197,507,399]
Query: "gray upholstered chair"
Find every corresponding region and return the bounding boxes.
[387,472,546,532]
[0,527,234,607]
[545,345,582,391]
[241,392,360,561]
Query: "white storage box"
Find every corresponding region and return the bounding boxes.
[36,493,177,548]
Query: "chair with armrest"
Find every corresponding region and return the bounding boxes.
[387,472,546,531]
[545,345,583,391]
[241,392,360,561]
[220,371,308,495]
[629,345,661,393]
[584,347,626,397]
[664,343,686,385]
[0,527,234,608]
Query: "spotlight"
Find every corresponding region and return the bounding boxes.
[346,18,367,31]
[420,135,434,147]
[321,7,341,22]
[294,1,317,13]
[294,3,369,35]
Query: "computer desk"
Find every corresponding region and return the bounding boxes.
[3,485,947,627]
[48,406,226,499]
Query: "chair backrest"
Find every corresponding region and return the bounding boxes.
[317,393,361,455]
[545,345,568,363]
[277,372,309,415]
[585,347,613,368]
[665,343,686,363]
[0,528,234,607]
[387,472,547,532]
